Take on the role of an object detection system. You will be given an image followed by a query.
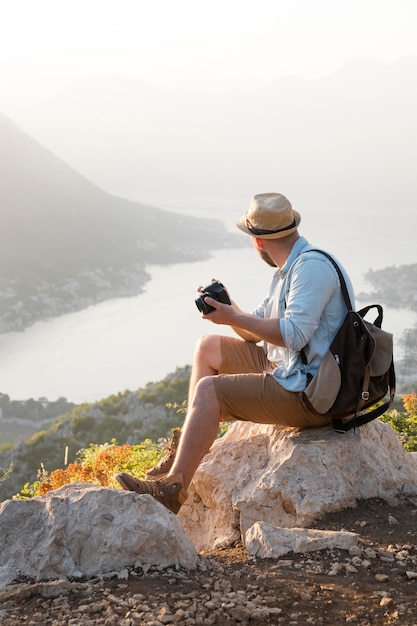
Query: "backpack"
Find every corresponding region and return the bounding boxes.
[301,250,396,433]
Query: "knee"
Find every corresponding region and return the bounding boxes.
[194,334,221,361]
[193,376,219,407]
[195,333,219,353]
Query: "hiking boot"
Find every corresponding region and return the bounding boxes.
[145,428,181,480]
[115,472,188,514]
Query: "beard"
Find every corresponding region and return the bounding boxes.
[256,248,277,267]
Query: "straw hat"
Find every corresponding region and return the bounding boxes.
[236,193,301,239]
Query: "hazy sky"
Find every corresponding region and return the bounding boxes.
[2,0,416,217]
[1,0,416,94]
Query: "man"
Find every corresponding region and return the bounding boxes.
[116,192,354,514]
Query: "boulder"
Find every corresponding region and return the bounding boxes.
[2,419,416,588]
[0,482,198,590]
[245,523,358,558]
[179,420,417,551]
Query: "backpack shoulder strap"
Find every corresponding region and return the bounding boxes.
[298,249,352,369]
[304,249,353,311]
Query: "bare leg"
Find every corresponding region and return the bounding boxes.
[116,334,233,510]
[169,375,221,489]
[187,334,222,404]
[167,334,224,489]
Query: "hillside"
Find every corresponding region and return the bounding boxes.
[0,114,242,331]
[0,366,190,503]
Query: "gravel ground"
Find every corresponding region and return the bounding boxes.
[1,497,417,625]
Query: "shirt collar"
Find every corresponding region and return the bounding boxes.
[278,236,309,277]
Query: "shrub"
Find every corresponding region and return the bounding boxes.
[380,393,417,452]
[19,436,171,498]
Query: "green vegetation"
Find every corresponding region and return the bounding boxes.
[0,394,75,422]
[380,393,417,452]
[0,394,76,447]
[18,438,167,499]
[0,463,13,484]
[138,377,189,407]
[0,367,191,503]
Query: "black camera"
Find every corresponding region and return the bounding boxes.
[195,281,231,314]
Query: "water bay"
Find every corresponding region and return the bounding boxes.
[0,247,272,403]
[0,212,414,404]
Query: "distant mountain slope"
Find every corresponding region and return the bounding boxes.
[0,113,238,278]
[0,114,241,331]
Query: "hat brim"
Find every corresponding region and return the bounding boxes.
[236,209,301,239]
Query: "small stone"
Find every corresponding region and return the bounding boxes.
[396,550,409,560]
[267,607,283,615]
[87,602,104,614]
[345,564,359,573]
[375,573,389,582]
[327,562,343,576]
[40,579,73,598]
[273,560,294,568]
[363,547,377,559]
[405,570,417,580]
[378,549,395,561]
[228,606,252,621]
[300,593,313,601]
[349,546,362,558]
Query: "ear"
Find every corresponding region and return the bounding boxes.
[254,237,264,249]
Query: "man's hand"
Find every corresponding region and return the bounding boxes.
[201,297,236,325]
[202,297,284,346]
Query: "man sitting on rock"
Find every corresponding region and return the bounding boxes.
[116,192,354,514]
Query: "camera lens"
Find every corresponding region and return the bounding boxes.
[195,281,230,314]
[195,294,215,314]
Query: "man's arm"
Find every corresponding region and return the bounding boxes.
[228,300,264,343]
[202,297,285,346]
[232,326,263,342]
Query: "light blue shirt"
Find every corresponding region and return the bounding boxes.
[251,237,355,392]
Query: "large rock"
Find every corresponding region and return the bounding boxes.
[0,482,198,590]
[179,420,417,551]
[2,420,416,589]
[245,523,359,558]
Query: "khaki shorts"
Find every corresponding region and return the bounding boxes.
[212,336,331,429]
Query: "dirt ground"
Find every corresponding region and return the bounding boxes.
[1,497,417,625]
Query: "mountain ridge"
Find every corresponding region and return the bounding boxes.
[0,114,242,332]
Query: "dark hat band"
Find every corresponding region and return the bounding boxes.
[245,216,297,236]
